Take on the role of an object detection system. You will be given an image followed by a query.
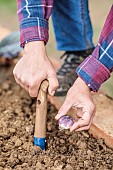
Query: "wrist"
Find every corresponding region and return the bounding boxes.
[74,77,91,93]
[77,77,93,92]
[24,41,48,58]
[25,41,45,49]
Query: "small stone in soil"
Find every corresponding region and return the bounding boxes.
[25,125,34,133]
[15,139,22,147]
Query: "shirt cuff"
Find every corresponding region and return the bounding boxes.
[19,17,48,47]
[76,56,110,92]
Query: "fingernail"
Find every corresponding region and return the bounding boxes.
[50,90,55,96]
[55,113,60,119]
[55,115,58,119]
[70,128,73,132]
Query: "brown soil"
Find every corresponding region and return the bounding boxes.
[0,66,113,170]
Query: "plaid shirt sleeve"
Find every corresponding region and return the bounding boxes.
[76,5,113,92]
[17,0,54,47]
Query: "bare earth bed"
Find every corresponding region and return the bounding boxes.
[0,66,113,170]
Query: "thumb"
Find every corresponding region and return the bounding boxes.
[55,99,72,120]
[47,73,59,96]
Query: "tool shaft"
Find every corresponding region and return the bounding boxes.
[34,80,49,149]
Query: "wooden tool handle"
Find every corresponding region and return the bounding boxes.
[34,80,49,138]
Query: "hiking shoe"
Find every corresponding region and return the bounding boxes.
[55,49,94,96]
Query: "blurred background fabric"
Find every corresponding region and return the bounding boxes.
[0,31,22,58]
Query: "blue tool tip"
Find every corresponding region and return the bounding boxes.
[34,137,46,150]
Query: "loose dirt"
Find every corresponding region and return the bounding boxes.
[0,66,113,170]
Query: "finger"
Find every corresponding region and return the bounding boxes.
[74,115,79,122]
[55,98,72,120]
[14,73,22,84]
[70,118,87,131]
[19,81,29,91]
[76,108,83,118]
[70,111,91,132]
[13,67,17,78]
[21,76,30,87]
[75,125,90,131]
[73,108,82,122]
[15,75,29,91]
[75,114,94,132]
[14,76,20,85]
[74,117,93,131]
[29,80,41,97]
[47,73,59,96]
[70,108,95,132]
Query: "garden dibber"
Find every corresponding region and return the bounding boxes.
[34,80,49,150]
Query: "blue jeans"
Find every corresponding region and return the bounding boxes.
[52,0,94,51]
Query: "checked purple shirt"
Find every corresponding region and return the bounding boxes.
[17,0,113,92]
[76,5,113,91]
[17,0,53,46]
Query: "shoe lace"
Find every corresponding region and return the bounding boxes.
[58,52,80,75]
[58,48,94,76]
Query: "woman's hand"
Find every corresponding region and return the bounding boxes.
[55,77,95,131]
[13,41,59,97]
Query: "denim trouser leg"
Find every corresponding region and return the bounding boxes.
[52,0,94,51]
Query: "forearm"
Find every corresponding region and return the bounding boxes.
[17,0,54,46]
[76,5,113,91]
